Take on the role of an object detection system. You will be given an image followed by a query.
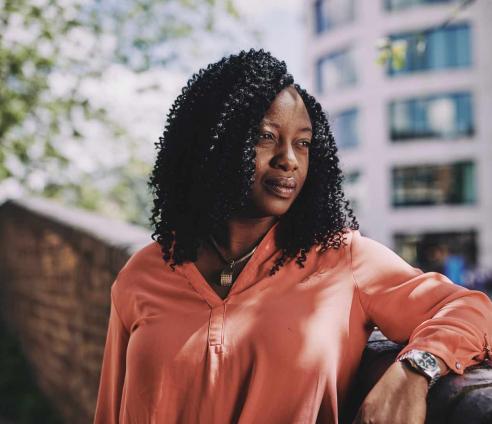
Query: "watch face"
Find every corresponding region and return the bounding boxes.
[415,352,438,371]
[400,350,441,385]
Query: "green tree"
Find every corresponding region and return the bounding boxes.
[0,0,252,227]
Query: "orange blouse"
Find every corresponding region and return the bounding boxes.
[93,223,492,423]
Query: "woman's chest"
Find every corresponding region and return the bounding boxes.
[126,271,368,374]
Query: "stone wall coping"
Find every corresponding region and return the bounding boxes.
[0,196,152,255]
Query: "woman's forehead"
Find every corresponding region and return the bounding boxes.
[261,89,311,124]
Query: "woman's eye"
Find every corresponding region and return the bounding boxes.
[257,133,276,145]
[260,132,274,140]
[297,140,312,148]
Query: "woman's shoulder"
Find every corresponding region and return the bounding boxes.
[313,227,410,273]
[336,227,403,260]
[112,240,172,293]
[310,227,359,270]
[318,227,360,255]
[342,228,425,292]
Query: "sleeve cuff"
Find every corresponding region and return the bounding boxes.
[396,344,462,376]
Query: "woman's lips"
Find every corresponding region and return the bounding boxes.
[263,177,297,199]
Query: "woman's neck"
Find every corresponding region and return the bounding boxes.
[211,216,278,260]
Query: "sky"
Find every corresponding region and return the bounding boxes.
[235,0,307,85]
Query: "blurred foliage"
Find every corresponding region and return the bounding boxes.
[0,315,63,423]
[95,0,241,71]
[0,0,244,228]
[375,37,409,70]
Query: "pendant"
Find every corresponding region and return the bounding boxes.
[220,263,234,286]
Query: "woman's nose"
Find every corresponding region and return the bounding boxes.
[272,142,298,172]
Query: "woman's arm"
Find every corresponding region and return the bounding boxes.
[350,230,492,373]
[349,230,492,423]
[93,285,130,424]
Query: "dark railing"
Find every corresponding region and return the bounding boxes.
[345,331,492,423]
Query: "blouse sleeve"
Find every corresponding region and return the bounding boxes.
[350,230,492,375]
[93,285,130,423]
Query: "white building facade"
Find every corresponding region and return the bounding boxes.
[305,0,492,286]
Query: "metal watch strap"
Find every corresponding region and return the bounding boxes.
[399,350,441,389]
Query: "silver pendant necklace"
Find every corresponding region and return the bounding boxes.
[208,235,259,287]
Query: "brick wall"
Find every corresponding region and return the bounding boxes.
[0,197,149,424]
[0,196,491,423]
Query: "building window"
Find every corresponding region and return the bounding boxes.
[389,92,474,140]
[331,108,359,149]
[345,170,361,184]
[388,23,471,76]
[385,0,456,12]
[342,170,361,216]
[316,48,357,93]
[392,161,475,206]
[314,0,355,34]
[394,230,477,287]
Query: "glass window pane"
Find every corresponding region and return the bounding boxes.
[389,92,473,140]
[386,0,456,12]
[316,48,357,93]
[428,97,455,136]
[331,108,359,149]
[342,170,362,217]
[314,0,355,34]
[428,29,448,68]
[455,25,471,66]
[391,161,476,206]
[455,93,474,136]
[462,162,476,203]
[388,23,471,75]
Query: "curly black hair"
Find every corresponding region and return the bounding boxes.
[147,48,359,275]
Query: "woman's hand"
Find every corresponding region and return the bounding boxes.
[352,360,434,424]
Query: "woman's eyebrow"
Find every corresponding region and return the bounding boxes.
[261,119,281,128]
[261,120,313,133]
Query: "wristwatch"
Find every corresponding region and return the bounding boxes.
[398,349,441,389]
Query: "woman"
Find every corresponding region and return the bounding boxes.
[93,49,492,424]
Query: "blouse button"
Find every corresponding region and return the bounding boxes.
[456,361,462,369]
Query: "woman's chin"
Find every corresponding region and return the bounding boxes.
[239,188,300,219]
[252,199,295,218]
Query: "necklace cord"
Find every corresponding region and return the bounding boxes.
[208,235,258,265]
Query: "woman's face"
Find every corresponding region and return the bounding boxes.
[243,85,312,218]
